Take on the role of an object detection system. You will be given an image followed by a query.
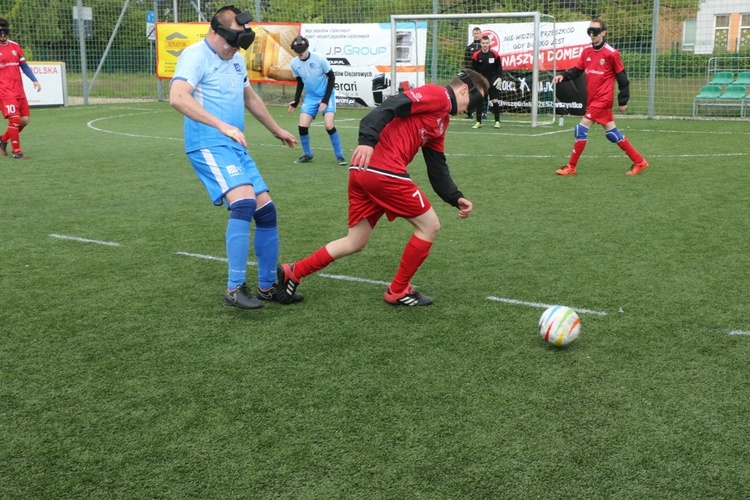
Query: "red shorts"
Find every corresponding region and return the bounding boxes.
[1,97,30,119]
[347,167,432,228]
[583,106,613,125]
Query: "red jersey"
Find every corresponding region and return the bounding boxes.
[0,40,28,99]
[574,43,624,110]
[368,84,451,175]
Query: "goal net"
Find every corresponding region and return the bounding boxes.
[389,12,558,127]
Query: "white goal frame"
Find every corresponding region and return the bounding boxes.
[390,12,556,127]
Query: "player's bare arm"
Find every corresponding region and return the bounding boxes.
[244,84,297,147]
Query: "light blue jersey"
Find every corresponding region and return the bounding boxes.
[291,51,334,104]
[171,39,248,153]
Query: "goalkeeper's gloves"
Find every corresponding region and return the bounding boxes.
[493,77,503,90]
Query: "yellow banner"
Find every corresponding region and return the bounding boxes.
[155,21,301,82]
[156,22,209,79]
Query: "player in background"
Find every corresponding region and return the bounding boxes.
[287,36,346,166]
[552,19,648,176]
[0,17,42,160]
[471,36,503,129]
[275,70,489,307]
[464,27,483,119]
[170,6,301,310]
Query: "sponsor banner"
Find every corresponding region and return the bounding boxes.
[24,62,67,107]
[156,22,427,108]
[155,22,209,78]
[298,23,427,107]
[468,22,590,115]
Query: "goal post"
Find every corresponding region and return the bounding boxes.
[390,12,558,127]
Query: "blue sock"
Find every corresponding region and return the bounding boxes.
[327,128,344,158]
[253,202,279,290]
[300,133,312,157]
[226,199,256,290]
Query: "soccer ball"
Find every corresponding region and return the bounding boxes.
[539,306,580,347]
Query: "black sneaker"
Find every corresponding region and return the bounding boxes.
[224,283,264,309]
[295,155,313,164]
[337,157,347,166]
[0,140,7,156]
[11,151,28,160]
[383,285,433,306]
[275,264,301,304]
[257,284,304,303]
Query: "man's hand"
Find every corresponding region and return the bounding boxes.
[619,104,628,112]
[287,101,297,114]
[318,102,327,113]
[351,145,374,171]
[457,197,473,219]
[220,124,247,148]
[273,129,298,148]
[551,74,564,84]
[33,82,42,92]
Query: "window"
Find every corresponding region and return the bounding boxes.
[715,14,730,52]
[739,14,750,51]
[682,19,696,51]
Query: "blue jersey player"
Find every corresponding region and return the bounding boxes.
[287,36,347,165]
[170,5,302,310]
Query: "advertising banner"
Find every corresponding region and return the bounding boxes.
[156,22,427,107]
[24,62,67,107]
[469,22,590,115]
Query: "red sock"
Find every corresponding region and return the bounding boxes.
[389,235,433,294]
[6,117,21,152]
[294,246,334,279]
[617,138,645,164]
[568,140,586,167]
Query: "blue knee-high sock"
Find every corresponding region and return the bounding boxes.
[300,129,312,157]
[226,198,256,290]
[253,201,279,290]
[327,127,344,158]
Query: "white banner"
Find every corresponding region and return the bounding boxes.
[23,62,67,107]
[469,21,591,71]
[300,22,427,107]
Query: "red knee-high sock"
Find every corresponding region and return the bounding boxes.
[6,117,21,152]
[616,137,645,164]
[568,140,587,167]
[389,235,433,294]
[294,246,335,279]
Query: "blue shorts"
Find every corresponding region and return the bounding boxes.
[300,96,336,118]
[187,146,269,206]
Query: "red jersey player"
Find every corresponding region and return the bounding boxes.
[276,69,489,306]
[0,17,42,160]
[552,19,648,176]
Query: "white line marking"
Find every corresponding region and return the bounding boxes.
[49,234,121,247]
[174,251,256,267]
[87,111,183,141]
[317,273,390,286]
[487,296,608,316]
[726,330,750,336]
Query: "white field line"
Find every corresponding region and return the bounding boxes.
[725,330,750,336]
[87,111,183,141]
[174,251,255,267]
[487,296,608,316]
[49,234,121,247]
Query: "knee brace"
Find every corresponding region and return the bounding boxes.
[253,201,277,228]
[605,127,624,144]
[298,126,309,136]
[229,198,257,222]
[574,124,589,141]
[326,127,337,136]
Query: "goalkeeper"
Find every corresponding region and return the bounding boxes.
[471,36,503,129]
